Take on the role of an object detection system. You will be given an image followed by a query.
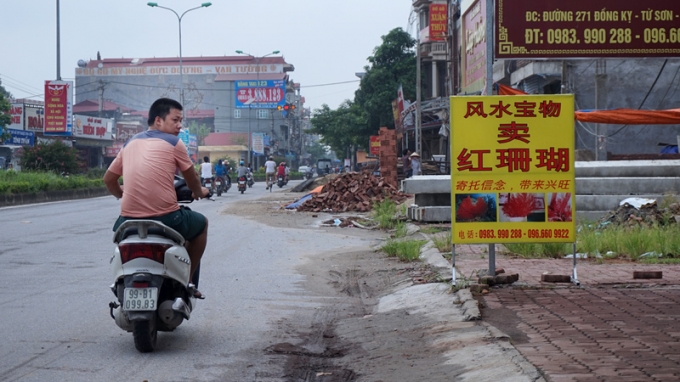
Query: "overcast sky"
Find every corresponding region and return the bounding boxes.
[1,0,415,112]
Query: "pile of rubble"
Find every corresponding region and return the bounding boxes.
[297,172,409,212]
[599,201,680,227]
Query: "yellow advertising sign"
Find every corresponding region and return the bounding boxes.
[450,95,575,244]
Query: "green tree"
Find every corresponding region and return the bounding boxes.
[309,100,365,157]
[20,141,81,174]
[305,140,329,163]
[185,120,210,146]
[0,79,13,142]
[355,27,417,133]
[309,27,416,155]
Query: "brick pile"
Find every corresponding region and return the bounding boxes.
[379,127,397,188]
[296,172,409,213]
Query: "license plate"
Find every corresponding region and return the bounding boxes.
[123,287,158,311]
[216,181,222,186]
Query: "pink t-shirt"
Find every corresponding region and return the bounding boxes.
[108,129,193,218]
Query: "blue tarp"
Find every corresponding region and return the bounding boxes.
[285,193,314,209]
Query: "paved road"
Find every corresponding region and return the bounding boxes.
[0,180,376,381]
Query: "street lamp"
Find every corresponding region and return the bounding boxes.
[235,50,280,167]
[147,2,212,106]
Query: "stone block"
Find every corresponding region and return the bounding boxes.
[633,271,662,279]
[541,274,572,283]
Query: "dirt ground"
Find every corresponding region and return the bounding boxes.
[220,192,476,381]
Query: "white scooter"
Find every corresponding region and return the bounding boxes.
[108,177,206,353]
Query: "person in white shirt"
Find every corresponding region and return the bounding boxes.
[264,156,277,189]
[200,156,213,187]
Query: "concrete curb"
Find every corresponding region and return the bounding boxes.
[0,187,110,208]
[455,288,482,321]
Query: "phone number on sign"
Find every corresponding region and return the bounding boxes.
[458,228,571,240]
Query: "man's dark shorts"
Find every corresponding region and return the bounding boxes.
[112,206,207,241]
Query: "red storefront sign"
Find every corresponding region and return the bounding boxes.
[430,3,448,41]
[369,136,380,156]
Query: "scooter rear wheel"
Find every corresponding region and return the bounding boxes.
[133,316,158,353]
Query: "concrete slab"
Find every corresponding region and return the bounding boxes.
[408,206,452,222]
[576,177,680,195]
[575,160,680,177]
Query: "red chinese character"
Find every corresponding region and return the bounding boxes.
[481,180,493,190]
[494,180,506,190]
[457,149,492,171]
[558,180,571,189]
[497,122,530,144]
[514,101,537,117]
[466,230,474,238]
[539,101,561,117]
[536,148,570,172]
[519,180,532,190]
[456,181,468,191]
[489,101,513,118]
[546,180,558,189]
[463,102,487,118]
[468,181,480,191]
[496,149,532,172]
[458,231,466,240]
[532,180,545,190]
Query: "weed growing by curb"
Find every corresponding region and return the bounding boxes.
[382,239,427,262]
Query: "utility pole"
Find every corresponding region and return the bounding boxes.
[56,0,61,80]
[97,80,108,118]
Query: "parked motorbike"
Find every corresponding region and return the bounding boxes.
[277,175,286,188]
[237,175,247,194]
[246,172,254,188]
[108,176,209,353]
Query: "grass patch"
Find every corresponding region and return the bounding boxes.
[394,221,408,238]
[372,200,398,229]
[382,239,426,262]
[420,226,449,234]
[502,223,680,261]
[0,171,104,195]
[432,232,452,252]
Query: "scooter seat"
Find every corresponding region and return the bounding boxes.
[114,220,185,245]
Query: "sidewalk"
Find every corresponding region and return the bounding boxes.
[454,244,680,286]
[452,244,680,382]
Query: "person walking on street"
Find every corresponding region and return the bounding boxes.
[402,149,412,178]
[410,152,421,176]
[103,97,210,298]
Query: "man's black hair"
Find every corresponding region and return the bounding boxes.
[203,156,210,162]
[148,98,183,126]
[403,149,410,155]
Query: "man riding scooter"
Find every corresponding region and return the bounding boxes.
[236,161,249,193]
[200,156,214,191]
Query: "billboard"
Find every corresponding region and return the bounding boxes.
[496,0,680,58]
[429,3,448,41]
[0,128,35,146]
[73,115,113,140]
[44,80,73,135]
[462,0,487,94]
[25,106,45,132]
[7,103,24,130]
[252,132,265,155]
[369,136,380,156]
[450,95,575,244]
[235,79,286,109]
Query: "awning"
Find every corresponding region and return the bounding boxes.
[497,84,680,125]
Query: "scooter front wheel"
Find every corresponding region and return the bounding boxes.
[133,316,158,353]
